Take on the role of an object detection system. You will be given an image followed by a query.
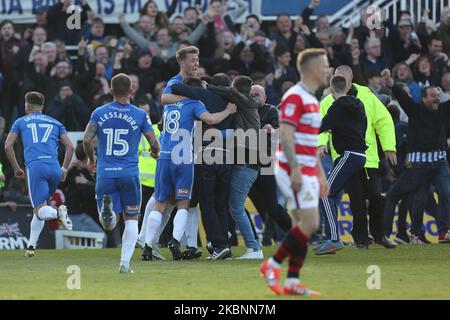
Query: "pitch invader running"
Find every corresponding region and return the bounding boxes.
[142,76,236,261]
[4,92,74,257]
[83,74,160,273]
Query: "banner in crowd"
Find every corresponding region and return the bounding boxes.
[1,0,256,24]
[0,207,55,250]
[246,194,440,244]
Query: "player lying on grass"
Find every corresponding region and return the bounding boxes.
[4,91,74,257]
[142,77,237,261]
[83,73,160,273]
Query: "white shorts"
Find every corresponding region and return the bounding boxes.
[275,167,319,210]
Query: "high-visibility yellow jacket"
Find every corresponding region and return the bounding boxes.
[318,83,396,169]
[138,124,160,188]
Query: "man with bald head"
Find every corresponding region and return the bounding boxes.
[318,65,397,249]
[248,85,292,237]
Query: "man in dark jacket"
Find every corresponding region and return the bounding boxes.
[171,73,235,260]
[207,76,264,259]
[382,69,450,244]
[315,75,371,255]
[248,85,292,235]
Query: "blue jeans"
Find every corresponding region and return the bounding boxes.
[228,165,260,250]
[385,159,450,236]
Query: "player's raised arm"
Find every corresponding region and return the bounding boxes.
[199,103,237,125]
[83,122,98,173]
[4,132,24,180]
[59,133,74,182]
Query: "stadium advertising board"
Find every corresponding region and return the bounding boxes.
[1,0,255,23]
[0,207,55,250]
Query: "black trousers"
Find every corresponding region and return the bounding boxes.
[199,163,232,249]
[346,168,385,244]
[248,173,292,232]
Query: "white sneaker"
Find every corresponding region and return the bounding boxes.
[236,248,264,260]
[58,205,73,231]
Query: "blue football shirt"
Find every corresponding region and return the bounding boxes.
[10,113,67,166]
[163,73,183,95]
[89,101,153,179]
[159,98,207,162]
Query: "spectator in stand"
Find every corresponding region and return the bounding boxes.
[83,17,106,47]
[272,13,298,56]
[170,16,189,42]
[413,55,438,87]
[184,6,202,32]
[45,81,90,131]
[93,45,113,80]
[0,20,22,127]
[425,36,450,84]
[12,26,47,90]
[386,15,422,64]
[46,0,91,45]
[34,6,49,31]
[65,143,105,242]
[230,39,266,76]
[437,8,450,54]
[366,70,390,99]
[441,72,450,101]
[123,48,162,97]
[266,45,298,101]
[140,0,179,30]
[54,40,68,61]
[201,30,235,75]
[392,62,422,103]
[361,37,391,75]
[41,42,58,69]
[134,14,157,42]
[119,13,209,59]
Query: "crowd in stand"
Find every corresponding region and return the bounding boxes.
[1,0,450,247]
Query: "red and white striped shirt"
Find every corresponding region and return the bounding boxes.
[277,83,321,176]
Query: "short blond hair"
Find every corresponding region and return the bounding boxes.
[296,48,327,74]
[176,46,199,63]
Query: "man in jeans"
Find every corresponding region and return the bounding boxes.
[382,69,450,243]
[171,73,235,259]
[208,76,264,259]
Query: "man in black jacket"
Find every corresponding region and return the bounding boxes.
[315,75,371,255]
[171,73,235,259]
[207,76,264,259]
[382,69,450,243]
[248,85,292,235]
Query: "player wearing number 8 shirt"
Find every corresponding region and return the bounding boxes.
[4,92,75,257]
[143,77,237,261]
[83,74,160,273]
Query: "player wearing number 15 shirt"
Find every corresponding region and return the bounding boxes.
[83,74,160,273]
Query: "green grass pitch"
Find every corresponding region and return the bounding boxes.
[1,245,449,300]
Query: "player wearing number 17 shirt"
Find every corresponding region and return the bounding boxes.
[4,92,75,257]
[83,74,160,273]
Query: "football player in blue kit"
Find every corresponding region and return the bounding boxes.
[142,77,237,261]
[83,74,160,273]
[4,91,75,257]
